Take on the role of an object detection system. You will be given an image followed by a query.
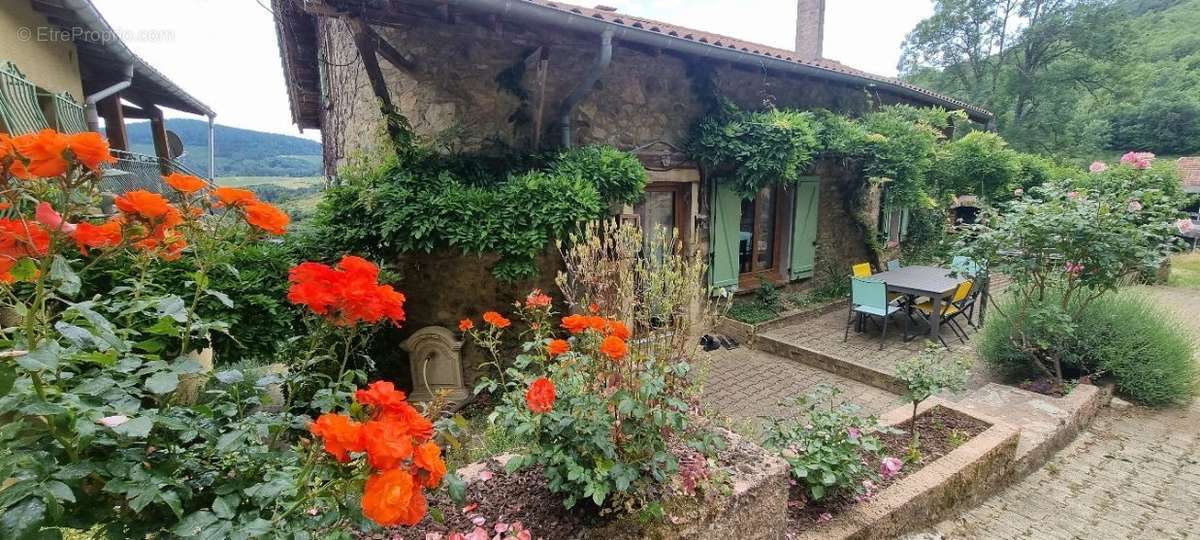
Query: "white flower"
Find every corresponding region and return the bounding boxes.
[97,415,129,428]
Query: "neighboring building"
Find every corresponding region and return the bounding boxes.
[1179,157,1200,195]
[1,0,215,190]
[272,0,989,293]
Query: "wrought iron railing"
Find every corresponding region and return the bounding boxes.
[102,149,208,195]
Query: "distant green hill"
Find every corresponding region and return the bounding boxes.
[113,118,323,177]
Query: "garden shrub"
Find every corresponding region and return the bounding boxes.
[310,144,644,281]
[960,173,1179,388]
[979,290,1197,406]
[464,221,724,511]
[0,129,446,537]
[895,345,972,448]
[934,131,1021,202]
[761,385,887,501]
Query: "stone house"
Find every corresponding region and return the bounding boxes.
[272,0,989,305]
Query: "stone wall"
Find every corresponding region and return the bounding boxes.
[383,247,562,390]
[316,12,922,174]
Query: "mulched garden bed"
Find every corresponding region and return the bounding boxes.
[787,405,991,528]
[367,461,611,539]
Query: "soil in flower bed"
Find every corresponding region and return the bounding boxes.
[787,405,990,528]
[369,461,612,539]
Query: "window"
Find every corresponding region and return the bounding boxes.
[738,183,785,283]
[635,182,688,256]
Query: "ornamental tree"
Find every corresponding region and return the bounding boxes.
[958,166,1180,386]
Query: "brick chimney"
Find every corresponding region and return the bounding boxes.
[795,0,826,60]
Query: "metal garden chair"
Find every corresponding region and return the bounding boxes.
[0,62,50,135]
[844,277,909,350]
[913,279,974,347]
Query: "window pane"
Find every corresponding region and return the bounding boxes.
[756,185,777,270]
[739,195,755,273]
[640,190,676,258]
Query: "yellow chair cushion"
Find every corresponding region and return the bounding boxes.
[913,301,961,317]
[852,263,872,278]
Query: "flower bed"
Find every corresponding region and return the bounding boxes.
[390,427,788,540]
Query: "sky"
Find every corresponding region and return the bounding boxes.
[90,0,934,143]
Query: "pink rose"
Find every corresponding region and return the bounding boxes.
[97,415,129,428]
[1178,219,1196,235]
[1120,151,1155,170]
[881,457,903,480]
[847,427,861,440]
[1127,200,1143,213]
[1089,161,1108,173]
[1014,188,1025,196]
[35,202,76,234]
[1067,191,1079,199]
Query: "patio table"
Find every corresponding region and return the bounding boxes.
[870,265,965,342]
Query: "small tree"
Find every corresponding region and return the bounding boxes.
[958,178,1179,388]
[895,344,972,448]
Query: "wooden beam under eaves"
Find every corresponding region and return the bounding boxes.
[347,17,407,145]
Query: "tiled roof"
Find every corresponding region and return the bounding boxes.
[1179,157,1200,193]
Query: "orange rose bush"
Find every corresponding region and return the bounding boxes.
[461,284,714,510]
[0,130,425,537]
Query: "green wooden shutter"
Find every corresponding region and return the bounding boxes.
[900,208,911,240]
[709,183,741,290]
[789,178,820,280]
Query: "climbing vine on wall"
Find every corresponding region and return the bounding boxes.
[689,99,823,197]
[310,125,647,280]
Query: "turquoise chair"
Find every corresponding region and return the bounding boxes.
[886,259,901,272]
[950,256,983,278]
[844,278,908,349]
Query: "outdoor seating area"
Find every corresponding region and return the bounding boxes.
[844,257,987,349]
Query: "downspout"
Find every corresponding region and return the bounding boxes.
[84,64,134,131]
[559,29,613,148]
[207,114,217,179]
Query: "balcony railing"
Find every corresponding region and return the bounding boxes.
[102,149,208,195]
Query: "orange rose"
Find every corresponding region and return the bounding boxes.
[546,338,570,357]
[11,129,69,178]
[114,190,177,222]
[458,318,474,332]
[211,186,257,207]
[66,132,115,170]
[599,335,628,360]
[586,315,607,332]
[361,468,427,527]
[163,172,208,193]
[0,133,14,159]
[308,413,364,462]
[73,219,124,253]
[355,381,408,413]
[482,311,511,329]
[380,401,434,442]
[412,441,447,488]
[560,314,590,334]
[524,289,552,309]
[243,201,290,235]
[525,377,555,414]
[606,320,631,340]
[360,419,414,470]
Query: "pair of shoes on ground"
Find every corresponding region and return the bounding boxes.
[700,334,739,351]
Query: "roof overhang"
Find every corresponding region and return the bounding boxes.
[29,0,215,117]
[273,0,993,129]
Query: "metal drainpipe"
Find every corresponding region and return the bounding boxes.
[84,64,134,131]
[559,29,613,148]
[207,114,217,179]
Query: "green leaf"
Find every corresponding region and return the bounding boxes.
[172,510,219,537]
[205,290,234,308]
[445,473,467,507]
[49,256,80,296]
[156,296,188,322]
[504,455,526,474]
[159,490,184,519]
[43,481,74,504]
[10,259,39,282]
[113,416,154,438]
[68,303,125,351]
[810,483,825,500]
[238,518,272,538]
[215,370,244,385]
[145,371,180,395]
[0,496,46,539]
[212,495,237,519]
[17,342,60,371]
[0,364,15,398]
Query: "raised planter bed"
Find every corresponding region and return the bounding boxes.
[387,428,789,539]
[792,398,1019,540]
[716,299,848,346]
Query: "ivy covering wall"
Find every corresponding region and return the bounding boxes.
[307,126,647,281]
